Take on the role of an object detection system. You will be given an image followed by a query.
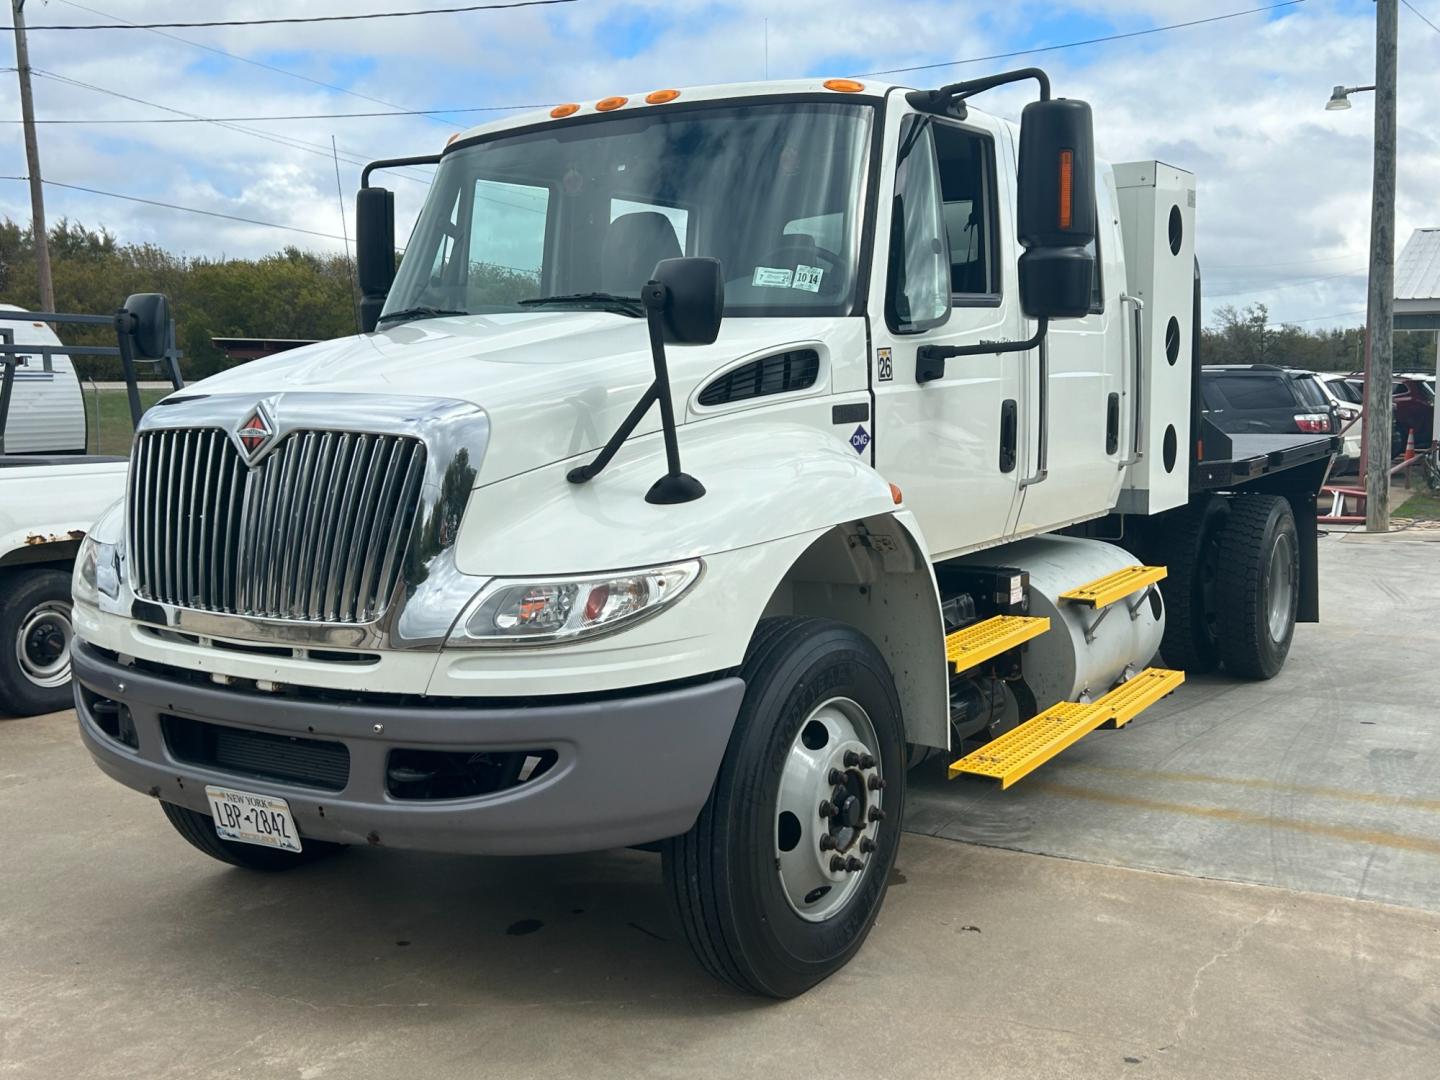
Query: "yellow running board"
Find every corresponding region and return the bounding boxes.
[944,614,1050,674]
[948,667,1185,788]
[1060,565,1167,609]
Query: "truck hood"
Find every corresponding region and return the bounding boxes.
[186,311,849,486]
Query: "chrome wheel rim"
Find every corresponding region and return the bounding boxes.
[1267,532,1295,642]
[775,696,884,923]
[16,600,73,689]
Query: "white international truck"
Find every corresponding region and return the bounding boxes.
[71,72,1335,997]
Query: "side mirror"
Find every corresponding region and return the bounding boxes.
[356,186,396,333]
[1016,98,1097,320]
[121,293,170,360]
[648,257,724,345]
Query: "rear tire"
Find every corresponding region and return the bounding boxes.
[1152,497,1228,674]
[1214,495,1298,680]
[663,617,905,998]
[161,801,346,871]
[0,568,75,718]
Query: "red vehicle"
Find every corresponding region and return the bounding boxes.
[1344,373,1435,454]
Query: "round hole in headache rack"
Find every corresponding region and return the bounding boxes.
[1163,424,1178,473]
[1168,205,1183,256]
[1166,317,1181,365]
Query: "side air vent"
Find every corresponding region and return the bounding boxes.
[697,349,820,407]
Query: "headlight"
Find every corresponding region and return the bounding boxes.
[73,534,119,605]
[449,560,702,646]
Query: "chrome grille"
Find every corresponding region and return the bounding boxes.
[129,428,426,622]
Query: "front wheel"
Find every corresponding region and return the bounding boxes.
[0,568,75,718]
[663,617,905,998]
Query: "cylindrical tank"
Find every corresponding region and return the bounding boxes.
[956,535,1164,708]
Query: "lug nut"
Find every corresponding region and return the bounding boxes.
[868,806,886,823]
[843,750,861,767]
[859,837,877,854]
[868,775,886,791]
[818,800,836,818]
[830,855,848,873]
[819,834,838,852]
[828,769,845,785]
[859,753,876,769]
[845,856,865,873]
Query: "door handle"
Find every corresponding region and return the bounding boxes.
[1118,293,1145,468]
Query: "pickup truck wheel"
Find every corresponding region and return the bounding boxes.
[1153,497,1228,674]
[663,617,904,998]
[1214,495,1298,680]
[161,802,346,871]
[0,568,75,718]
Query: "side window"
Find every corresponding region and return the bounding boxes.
[886,117,950,333]
[466,178,550,305]
[931,123,999,301]
[611,197,690,253]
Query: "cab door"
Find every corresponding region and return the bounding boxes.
[869,103,1026,559]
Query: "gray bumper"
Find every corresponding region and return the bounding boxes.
[73,641,744,855]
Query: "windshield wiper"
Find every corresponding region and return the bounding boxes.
[376,305,468,326]
[518,293,644,316]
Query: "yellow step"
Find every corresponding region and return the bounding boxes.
[1060,565,1167,609]
[948,667,1185,788]
[944,614,1050,674]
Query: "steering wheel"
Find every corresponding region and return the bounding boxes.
[754,240,845,293]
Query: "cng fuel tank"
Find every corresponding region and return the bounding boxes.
[956,534,1165,710]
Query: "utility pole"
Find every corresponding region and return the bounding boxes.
[1364,0,1398,532]
[11,0,55,313]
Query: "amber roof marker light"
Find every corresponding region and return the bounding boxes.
[595,96,629,112]
[646,89,681,104]
[823,79,865,93]
[550,103,580,118]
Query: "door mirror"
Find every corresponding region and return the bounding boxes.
[121,293,170,360]
[649,257,724,345]
[356,186,396,332]
[1016,98,1097,320]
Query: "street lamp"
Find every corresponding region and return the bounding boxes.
[1325,84,1375,110]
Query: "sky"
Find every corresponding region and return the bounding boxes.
[1,0,1436,330]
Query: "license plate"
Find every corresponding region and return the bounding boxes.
[205,785,303,853]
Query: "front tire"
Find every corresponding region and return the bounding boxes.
[0,568,75,717]
[663,617,905,998]
[161,802,346,871]
[1214,495,1299,680]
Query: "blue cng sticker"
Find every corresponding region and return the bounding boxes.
[849,425,872,455]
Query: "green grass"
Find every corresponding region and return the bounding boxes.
[1394,491,1440,523]
[83,387,170,456]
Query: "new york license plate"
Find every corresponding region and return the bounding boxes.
[205,785,303,853]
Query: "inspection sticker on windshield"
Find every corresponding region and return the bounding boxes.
[205,785,303,853]
[792,264,824,293]
[752,266,794,288]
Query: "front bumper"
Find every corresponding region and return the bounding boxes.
[73,640,744,855]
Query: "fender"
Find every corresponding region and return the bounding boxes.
[454,411,896,576]
[0,468,125,568]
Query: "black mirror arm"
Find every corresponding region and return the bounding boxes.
[908,67,1051,118]
[916,318,1048,384]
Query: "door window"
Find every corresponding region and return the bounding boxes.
[885,118,950,333]
[932,124,1000,302]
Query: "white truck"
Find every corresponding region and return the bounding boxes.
[71,72,1335,997]
[0,300,178,716]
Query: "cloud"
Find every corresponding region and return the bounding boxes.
[1,0,1432,328]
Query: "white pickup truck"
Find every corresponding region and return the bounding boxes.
[71,73,1335,997]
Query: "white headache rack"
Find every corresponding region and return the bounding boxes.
[1113,161,1196,516]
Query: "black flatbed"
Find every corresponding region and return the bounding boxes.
[1191,427,1340,492]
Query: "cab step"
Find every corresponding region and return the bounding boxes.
[1059,565,1167,609]
[948,667,1185,789]
[944,614,1050,674]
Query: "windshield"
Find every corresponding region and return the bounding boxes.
[383,100,874,322]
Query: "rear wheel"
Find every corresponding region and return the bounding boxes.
[161,802,346,871]
[0,568,75,718]
[1214,495,1298,680]
[663,617,905,998]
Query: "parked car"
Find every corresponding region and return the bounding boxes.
[1299,371,1362,470]
[1200,365,1338,441]
[1344,373,1435,455]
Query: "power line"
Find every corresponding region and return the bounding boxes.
[53,1,459,130]
[1401,0,1440,33]
[3,0,580,31]
[1207,268,1366,298]
[855,0,1309,78]
[1206,253,1360,270]
[0,176,347,241]
[8,105,542,124]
